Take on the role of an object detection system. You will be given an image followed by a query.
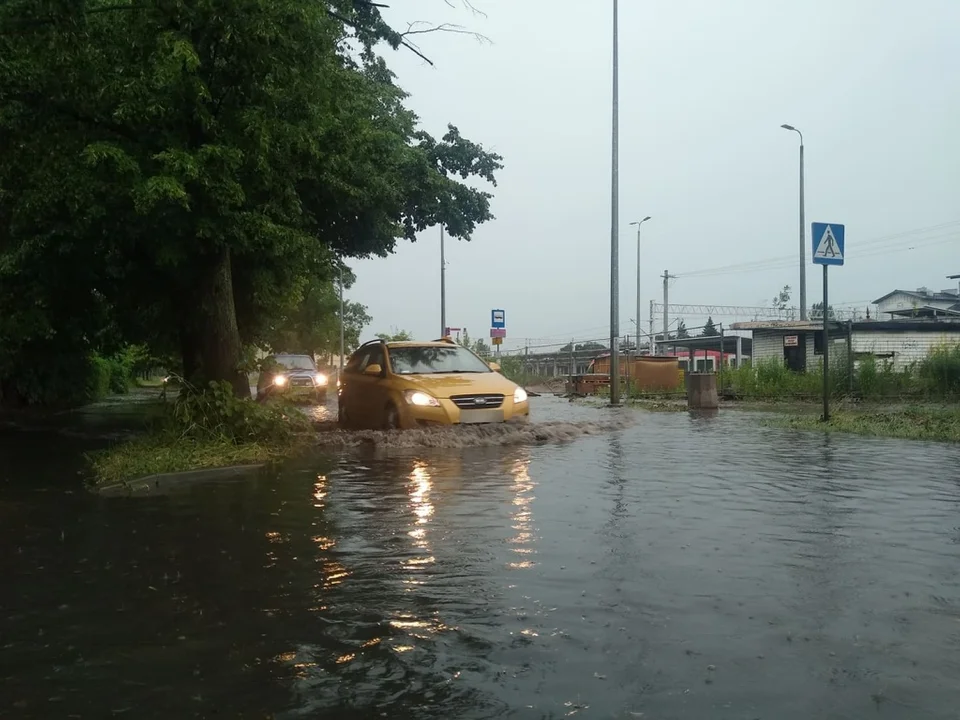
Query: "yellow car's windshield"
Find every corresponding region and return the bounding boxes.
[388,346,491,375]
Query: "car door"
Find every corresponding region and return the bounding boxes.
[352,345,386,428]
[340,347,370,424]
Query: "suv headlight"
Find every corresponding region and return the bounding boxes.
[404,390,440,407]
[315,373,328,385]
[513,387,528,404]
[274,374,287,386]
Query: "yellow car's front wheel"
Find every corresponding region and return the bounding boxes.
[383,403,401,431]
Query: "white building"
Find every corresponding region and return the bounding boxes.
[873,287,960,320]
[729,319,960,372]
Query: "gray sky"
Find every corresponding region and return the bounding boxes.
[350,0,960,351]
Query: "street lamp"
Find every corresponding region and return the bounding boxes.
[439,225,447,337]
[629,216,652,353]
[781,124,806,321]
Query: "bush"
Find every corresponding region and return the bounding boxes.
[0,342,117,407]
[169,380,312,444]
[87,380,315,485]
[917,344,960,397]
[720,345,960,401]
[87,354,113,400]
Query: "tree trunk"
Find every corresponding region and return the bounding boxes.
[177,314,201,385]
[192,245,249,398]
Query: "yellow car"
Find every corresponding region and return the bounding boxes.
[337,338,530,429]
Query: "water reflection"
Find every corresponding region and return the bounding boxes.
[508,453,536,570]
[405,461,435,569]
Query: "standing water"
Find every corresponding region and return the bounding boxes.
[2,397,960,718]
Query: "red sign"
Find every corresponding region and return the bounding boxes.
[783,335,799,347]
[490,328,506,338]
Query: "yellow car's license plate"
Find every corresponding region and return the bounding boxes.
[459,409,505,424]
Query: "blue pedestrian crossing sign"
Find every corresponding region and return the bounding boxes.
[811,222,845,266]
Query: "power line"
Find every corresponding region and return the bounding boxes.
[676,220,960,279]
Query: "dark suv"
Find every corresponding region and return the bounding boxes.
[256,353,328,402]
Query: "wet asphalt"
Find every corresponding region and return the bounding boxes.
[2,396,960,718]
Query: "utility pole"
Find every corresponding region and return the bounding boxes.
[648,300,654,356]
[629,216,651,355]
[440,225,446,337]
[608,0,621,406]
[781,124,806,320]
[338,265,345,374]
[661,270,674,354]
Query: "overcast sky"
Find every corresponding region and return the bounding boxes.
[349,0,960,351]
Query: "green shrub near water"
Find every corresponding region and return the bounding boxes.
[917,343,960,396]
[496,355,552,388]
[717,344,960,401]
[88,380,315,485]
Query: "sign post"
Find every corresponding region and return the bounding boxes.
[811,222,845,422]
[490,309,506,357]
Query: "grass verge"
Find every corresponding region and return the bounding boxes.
[761,405,960,443]
[87,431,316,487]
[86,380,316,486]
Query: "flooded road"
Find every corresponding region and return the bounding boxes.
[3,397,960,718]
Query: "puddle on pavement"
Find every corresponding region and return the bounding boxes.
[5,398,960,719]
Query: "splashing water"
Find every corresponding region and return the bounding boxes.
[310,417,634,449]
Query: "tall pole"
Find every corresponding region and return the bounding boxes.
[440,225,447,337]
[781,124,806,320]
[608,0,621,406]
[799,142,807,320]
[662,271,668,352]
[338,265,345,374]
[648,300,654,356]
[636,225,641,354]
[822,264,830,421]
[630,216,651,357]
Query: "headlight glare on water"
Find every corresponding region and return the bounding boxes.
[404,390,440,407]
[513,387,528,404]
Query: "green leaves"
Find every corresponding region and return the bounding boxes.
[1,0,502,403]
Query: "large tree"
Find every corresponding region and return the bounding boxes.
[0,0,502,399]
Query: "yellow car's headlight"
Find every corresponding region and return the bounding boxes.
[404,390,440,407]
[513,387,528,404]
[315,373,328,385]
[273,374,287,386]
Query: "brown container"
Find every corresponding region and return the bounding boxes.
[582,356,683,393]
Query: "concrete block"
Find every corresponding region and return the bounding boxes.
[686,372,719,409]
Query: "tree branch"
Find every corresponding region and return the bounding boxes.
[400,21,490,45]
[326,8,436,66]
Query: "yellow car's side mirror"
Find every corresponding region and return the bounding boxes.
[488,361,501,372]
[364,363,383,376]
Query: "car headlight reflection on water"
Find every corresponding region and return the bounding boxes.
[315,373,328,385]
[404,390,440,407]
[273,374,287,387]
[513,387,528,404]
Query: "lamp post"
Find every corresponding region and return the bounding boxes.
[629,216,651,353]
[440,226,447,337]
[781,124,806,320]
[609,0,621,405]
